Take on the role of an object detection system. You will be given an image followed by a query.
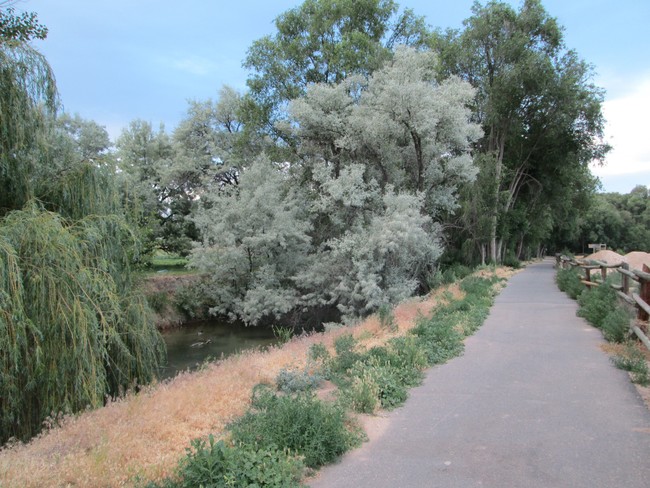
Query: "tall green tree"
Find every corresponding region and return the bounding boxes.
[433,0,608,262]
[243,0,430,140]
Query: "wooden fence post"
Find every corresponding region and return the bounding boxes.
[601,265,607,282]
[640,264,650,321]
[621,262,630,296]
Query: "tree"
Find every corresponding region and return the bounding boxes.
[0,2,47,42]
[191,155,313,325]
[188,48,480,326]
[243,0,430,138]
[0,9,164,443]
[433,0,608,262]
[289,46,481,217]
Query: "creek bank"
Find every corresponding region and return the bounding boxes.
[140,272,203,329]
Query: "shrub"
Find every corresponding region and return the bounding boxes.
[577,283,612,327]
[276,368,323,394]
[228,388,363,468]
[146,435,304,488]
[412,317,464,365]
[601,307,631,343]
[272,325,294,345]
[502,252,521,269]
[556,267,584,299]
[342,365,381,413]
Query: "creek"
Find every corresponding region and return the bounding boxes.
[159,319,278,380]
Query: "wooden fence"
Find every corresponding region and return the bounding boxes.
[556,254,650,351]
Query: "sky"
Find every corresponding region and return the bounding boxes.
[21,0,650,193]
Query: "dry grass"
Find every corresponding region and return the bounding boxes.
[0,268,515,487]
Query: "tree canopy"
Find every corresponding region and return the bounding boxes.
[433,0,608,263]
[0,6,164,443]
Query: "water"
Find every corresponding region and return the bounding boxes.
[159,320,278,380]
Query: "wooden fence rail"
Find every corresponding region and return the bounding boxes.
[556,254,650,351]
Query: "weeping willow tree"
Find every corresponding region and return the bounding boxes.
[0,16,164,443]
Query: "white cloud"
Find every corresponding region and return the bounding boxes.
[591,75,650,177]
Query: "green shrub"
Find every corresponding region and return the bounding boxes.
[601,307,631,343]
[276,368,323,394]
[228,388,363,469]
[611,342,650,386]
[342,365,381,413]
[152,435,304,488]
[425,269,444,290]
[379,336,427,386]
[556,267,584,299]
[412,316,464,365]
[577,280,618,328]
[502,252,521,269]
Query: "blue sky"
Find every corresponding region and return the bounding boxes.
[25,0,650,193]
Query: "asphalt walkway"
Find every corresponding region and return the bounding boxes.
[310,259,650,487]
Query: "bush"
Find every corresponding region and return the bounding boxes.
[377,303,398,332]
[601,306,631,343]
[502,252,521,269]
[577,282,616,327]
[276,368,323,394]
[228,387,363,469]
[146,435,304,488]
[342,365,381,413]
[556,267,584,300]
[412,315,464,365]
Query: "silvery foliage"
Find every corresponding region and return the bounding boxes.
[191,48,480,325]
[290,46,481,218]
[295,164,441,321]
[191,154,312,324]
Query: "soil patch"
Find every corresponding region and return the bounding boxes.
[624,251,650,272]
[584,249,625,266]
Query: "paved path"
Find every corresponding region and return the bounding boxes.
[310,259,650,487]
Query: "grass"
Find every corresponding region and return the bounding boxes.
[0,267,514,487]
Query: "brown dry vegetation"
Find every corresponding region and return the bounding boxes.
[0,268,516,487]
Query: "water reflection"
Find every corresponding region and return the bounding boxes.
[159,320,278,380]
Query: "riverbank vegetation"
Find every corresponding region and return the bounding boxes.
[0,267,514,487]
[2,0,614,455]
